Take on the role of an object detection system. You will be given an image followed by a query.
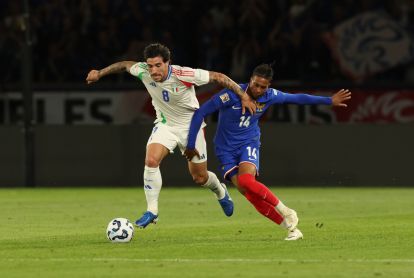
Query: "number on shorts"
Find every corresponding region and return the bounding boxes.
[246,146,257,160]
[162,90,170,102]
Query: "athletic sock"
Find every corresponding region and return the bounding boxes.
[275,200,291,217]
[202,171,225,199]
[238,173,279,206]
[280,218,291,229]
[143,166,162,215]
[244,191,284,224]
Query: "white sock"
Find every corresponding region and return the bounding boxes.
[280,219,290,229]
[202,171,225,199]
[143,166,162,215]
[275,201,291,217]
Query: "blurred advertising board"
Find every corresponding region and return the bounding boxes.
[1,89,413,125]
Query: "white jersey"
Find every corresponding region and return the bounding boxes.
[129,62,209,129]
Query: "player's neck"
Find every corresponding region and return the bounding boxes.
[246,86,256,100]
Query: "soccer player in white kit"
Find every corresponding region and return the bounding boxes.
[86,43,256,228]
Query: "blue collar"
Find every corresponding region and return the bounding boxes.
[166,65,172,80]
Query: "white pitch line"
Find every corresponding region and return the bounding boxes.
[2,258,414,263]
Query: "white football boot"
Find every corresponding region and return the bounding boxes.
[285,227,303,241]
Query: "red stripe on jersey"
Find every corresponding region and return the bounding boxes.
[172,68,194,73]
[172,70,194,75]
[172,69,195,77]
[180,80,193,88]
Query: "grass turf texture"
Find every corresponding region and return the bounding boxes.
[0,187,413,278]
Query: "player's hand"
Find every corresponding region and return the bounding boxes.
[184,148,200,161]
[332,89,352,107]
[86,70,101,84]
[241,94,256,115]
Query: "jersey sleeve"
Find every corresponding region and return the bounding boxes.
[269,89,332,105]
[210,89,238,109]
[187,90,237,149]
[186,99,218,149]
[129,62,148,80]
[174,66,210,86]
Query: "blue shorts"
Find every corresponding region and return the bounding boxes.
[216,142,260,181]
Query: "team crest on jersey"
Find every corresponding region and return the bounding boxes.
[219,93,230,103]
[256,102,265,112]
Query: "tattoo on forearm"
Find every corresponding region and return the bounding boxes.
[209,71,245,97]
[99,61,135,77]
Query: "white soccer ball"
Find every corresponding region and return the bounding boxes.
[106,218,134,243]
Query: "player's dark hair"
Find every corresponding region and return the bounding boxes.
[252,63,274,80]
[144,43,171,62]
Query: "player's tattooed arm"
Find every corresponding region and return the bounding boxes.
[86,61,136,84]
[209,71,256,114]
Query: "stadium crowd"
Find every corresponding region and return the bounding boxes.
[1,0,414,84]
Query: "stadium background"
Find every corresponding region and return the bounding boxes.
[1,0,414,187]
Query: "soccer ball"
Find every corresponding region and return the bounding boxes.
[106,218,134,243]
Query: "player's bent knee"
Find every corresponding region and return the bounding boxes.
[145,157,160,168]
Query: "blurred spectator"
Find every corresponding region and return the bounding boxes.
[230,31,261,81]
[1,0,414,85]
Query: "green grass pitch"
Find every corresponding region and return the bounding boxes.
[0,187,413,277]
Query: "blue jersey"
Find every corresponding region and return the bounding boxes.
[187,83,332,153]
[212,84,282,152]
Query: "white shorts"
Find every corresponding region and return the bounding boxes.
[147,123,207,163]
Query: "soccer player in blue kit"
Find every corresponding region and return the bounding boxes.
[184,64,351,240]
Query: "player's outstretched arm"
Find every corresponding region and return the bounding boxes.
[86,61,137,84]
[184,99,218,161]
[209,71,256,114]
[279,89,351,106]
[331,89,352,107]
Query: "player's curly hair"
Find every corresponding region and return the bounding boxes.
[144,43,171,62]
[252,63,274,80]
